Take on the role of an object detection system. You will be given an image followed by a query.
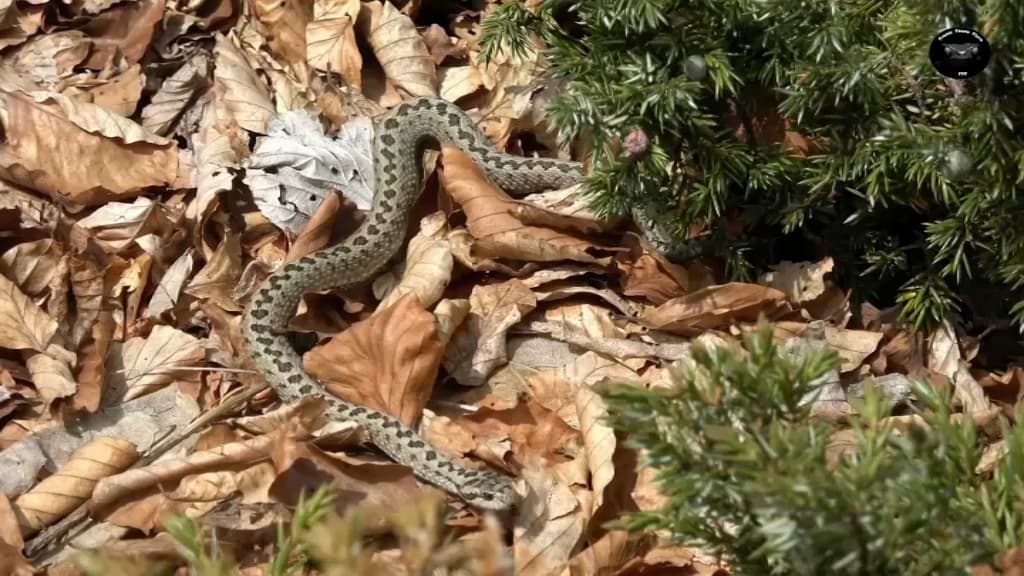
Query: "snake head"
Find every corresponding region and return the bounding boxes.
[461,473,518,511]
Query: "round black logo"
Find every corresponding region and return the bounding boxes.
[929,27,991,79]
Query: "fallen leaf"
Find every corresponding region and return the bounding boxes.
[186,233,243,312]
[88,64,146,117]
[91,434,273,517]
[306,294,443,427]
[441,144,614,265]
[307,13,362,89]
[0,272,58,352]
[14,436,138,536]
[641,282,790,335]
[244,111,374,234]
[140,54,211,136]
[252,0,311,77]
[79,0,164,69]
[439,65,484,102]
[444,279,537,387]
[0,238,65,298]
[929,320,992,415]
[0,91,181,206]
[514,467,587,576]
[361,1,437,97]
[117,325,205,400]
[147,247,194,317]
[25,345,77,410]
[213,32,275,134]
[759,257,835,305]
[376,211,454,311]
[5,30,89,86]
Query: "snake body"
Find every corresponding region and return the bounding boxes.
[242,98,584,510]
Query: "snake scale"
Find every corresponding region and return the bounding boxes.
[242,97,586,510]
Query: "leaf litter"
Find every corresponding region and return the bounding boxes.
[0,1,1012,574]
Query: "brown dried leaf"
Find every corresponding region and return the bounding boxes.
[421,24,464,63]
[569,529,654,576]
[14,436,137,536]
[25,346,77,409]
[774,321,884,373]
[641,282,789,335]
[79,0,164,69]
[0,92,181,207]
[117,325,205,400]
[441,144,612,264]
[286,189,347,262]
[0,272,57,352]
[444,279,537,387]
[439,65,484,102]
[307,13,362,89]
[253,0,311,77]
[147,248,194,317]
[0,238,64,297]
[458,398,580,471]
[185,233,243,312]
[5,30,89,85]
[361,1,437,97]
[69,252,110,348]
[91,434,274,516]
[0,493,30,576]
[377,211,453,311]
[929,320,992,415]
[213,32,275,133]
[73,309,115,413]
[759,257,834,305]
[306,294,443,427]
[141,54,210,136]
[514,467,587,576]
[88,64,146,117]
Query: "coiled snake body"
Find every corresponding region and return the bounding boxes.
[242,98,584,510]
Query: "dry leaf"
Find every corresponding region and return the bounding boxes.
[5,30,89,85]
[441,144,614,264]
[74,309,115,413]
[252,0,311,77]
[14,436,138,536]
[147,248,194,317]
[118,325,205,400]
[213,32,275,134]
[141,54,211,136]
[0,91,181,206]
[88,64,146,117]
[444,279,537,387]
[91,434,273,516]
[361,1,437,97]
[306,294,443,427]
[439,65,484,102]
[759,257,834,304]
[514,467,587,576]
[25,346,77,410]
[377,211,454,311]
[0,272,57,352]
[185,233,243,312]
[79,0,164,69]
[641,282,789,335]
[0,238,65,297]
[929,320,992,415]
[307,13,362,89]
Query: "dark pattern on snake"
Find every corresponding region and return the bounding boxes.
[241,97,584,510]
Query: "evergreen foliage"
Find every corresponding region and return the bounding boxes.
[480,0,1024,331]
[599,326,1024,574]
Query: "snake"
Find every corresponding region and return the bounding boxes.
[242,96,708,511]
[241,97,586,511]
